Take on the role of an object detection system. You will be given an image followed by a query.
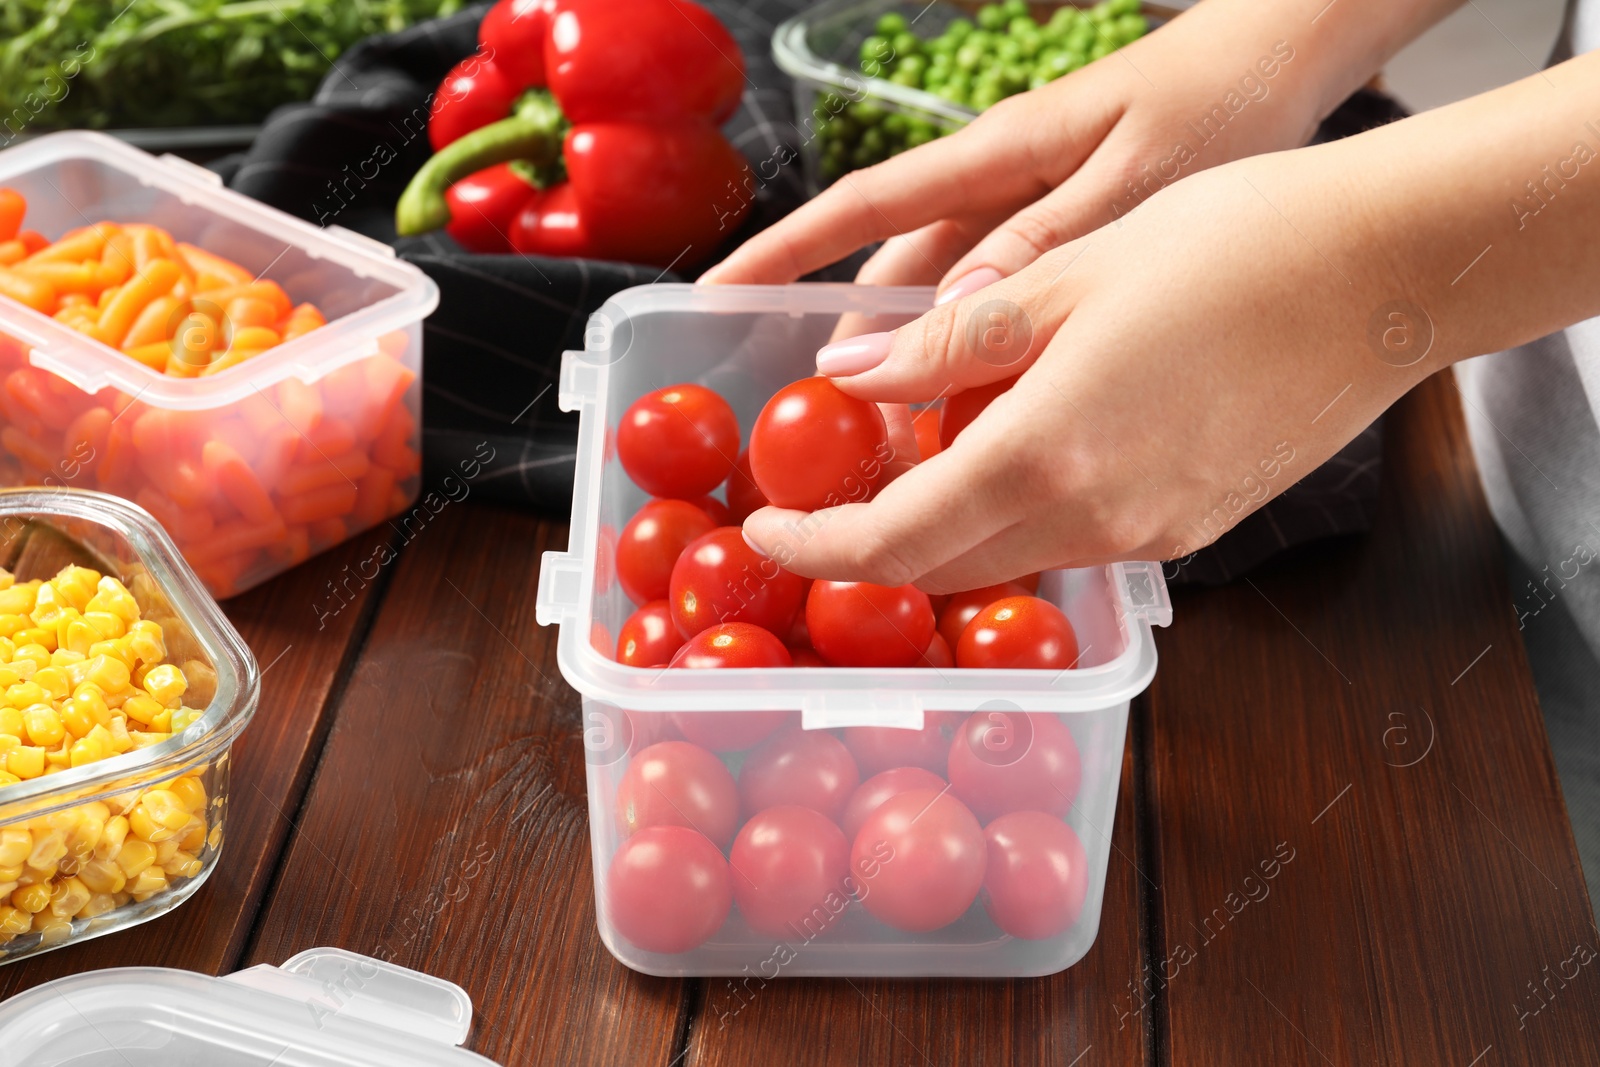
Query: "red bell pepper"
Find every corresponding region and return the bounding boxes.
[397,0,751,269]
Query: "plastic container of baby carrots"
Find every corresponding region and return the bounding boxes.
[0,132,437,597]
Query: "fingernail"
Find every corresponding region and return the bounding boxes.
[935,266,1003,306]
[817,331,894,377]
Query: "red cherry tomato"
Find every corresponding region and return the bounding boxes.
[917,633,954,669]
[956,596,1081,671]
[691,494,733,525]
[947,710,1081,821]
[669,527,808,638]
[617,600,685,667]
[738,727,860,822]
[479,0,556,87]
[749,377,890,511]
[725,449,767,522]
[623,709,679,754]
[672,709,795,752]
[842,710,965,777]
[616,499,717,605]
[616,740,739,847]
[546,0,745,125]
[983,811,1089,940]
[617,384,739,499]
[606,825,731,953]
[730,805,851,937]
[935,581,1031,649]
[851,788,985,932]
[806,580,935,668]
[938,375,1017,449]
[428,56,520,152]
[789,647,826,667]
[841,766,946,841]
[669,621,793,668]
[911,404,942,461]
[589,619,612,657]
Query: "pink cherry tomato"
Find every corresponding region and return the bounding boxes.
[738,727,860,822]
[851,788,985,932]
[842,710,965,777]
[840,766,947,841]
[671,709,797,753]
[616,740,739,848]
[947,710,1081,821]
[606,825,731,953]
[730,805,851,938]
[983,811,1089,940]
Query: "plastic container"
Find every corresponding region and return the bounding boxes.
[535,283,1171,977]
[773,0,1183,193]
[0,132,438,597]
[0,946,501,1065]
[0,488,257,966]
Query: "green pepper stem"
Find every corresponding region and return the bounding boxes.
[395,91,568,236]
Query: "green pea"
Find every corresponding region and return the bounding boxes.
[861,34,893,63]
[882,112,910,137]
[1002,64,1029,90]
[966,29,993,50]
[1048,7,1079,31]
[1094,20,1120,44]
[945,71,973,93]
[899,54,929,76]
[976,4,1007,31]
[876,11,909,36]
[970,85,1004,110]
[906,127,936,148]
[1116,13,1146,39]
[1002,0,1029,17]
[821,155,845,181]
[1007,15,1037,35]
[1109,0,1140,14]
[1088,40,1114,60]
[944,17,974,39]
[1088,2,1112,22]
[1040,50,1074,78]
[892,31,921,57]
[889,68,919,87]
[955,44,984,70]
[1028,72,1049,90]
[936,82,968,106]
[1067,25,1093,50]
[828,115,860,142]
[928,51,953,71]
[1016,32,1043,58]
[859,127,886,154]
[995,39,1023,63]
[849,101,887,124]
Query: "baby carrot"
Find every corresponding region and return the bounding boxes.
[278,450,369,497]
[122,295,185,350]
[124,342,171,372]
[222,326,279,352]
[224,296,278,334]
[309,516,347,547]
[351,463,398,528]
[175,242,251,290]
[0,268,54,312]
[277,482,359,526]
[16,231,46,255]
[185,517,288,565]
[297,417,355,462]
[13,261,99,295]
[0,240,25,266]
[198,348,262,376]
[276,377,322,436]
[0,190,23,242]
[23,224,113,265]
[280,303,326,341]
[98,258,182,349]
[202,440,279,525]
[196,280,290,320]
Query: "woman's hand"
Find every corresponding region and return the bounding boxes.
[702,0,1440,295]
[740,48,1600,590]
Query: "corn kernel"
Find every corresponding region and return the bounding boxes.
[149,708,172,733]
[3,681,45,710]
[69,735,106,767]
[0,569,13,592]
[178,815,207,853]
[43,742,70,769]
[120,694,163,728]
[49,876,89,918]
[29,583,65,626]
[6,745,43,779]
[0,585,36,616]
[14,629,55,654]
[169,776,206,813]
[0,829,29,867]
[0,771,16,788]
[171,708,202,733]
[154,838,181,865]
[127,622,164,666]
[0,615,28,639]
[11,882,49,913]
[140,663,186,707]
[53,568,99,611]
[129,790,188,842]
[81,611,126,642]
[0,905,28,936]
[86,577,138,624]
[83,655,130,695]
[162,851,202,879]
[78,859,125,894]
[0,864,19,884]
[30,666,69,701]
[0,709,17,741]
[27,832,66,870]
[95,816,128,862]
[106,718,133,754]
[32,913,71,941]
[77,892,118,919]
[128,866,167,900]
[22,704,63,747]
[115,838,156,878]
[0,637,13,662]
[58,699,94,740]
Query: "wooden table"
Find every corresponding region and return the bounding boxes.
[1,370,1596,1064]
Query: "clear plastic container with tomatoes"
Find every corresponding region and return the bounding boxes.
[0,133,438,597]
[537,284,1172,978]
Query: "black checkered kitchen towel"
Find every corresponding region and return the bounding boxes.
[210,0,1401,586]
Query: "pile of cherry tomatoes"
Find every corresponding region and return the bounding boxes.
[597,376,1093,954]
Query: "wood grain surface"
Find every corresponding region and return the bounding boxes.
[0,373,1593,1066]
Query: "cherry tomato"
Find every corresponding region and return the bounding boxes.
[841,766,946,841]
[590,619,613,657]
[738,727,860,822]
[789,647,826,667]
[617,383,739,499]
[669,621,793,668]
[917,633,954,669]
[670,527,808,638]
[851,788,985,932]
[616,499,717,605]
[616,740,739,847]
[956,596,1081,671]
[672,709,795,752]
[912,404,942,460]
[947,710,1081,821]
[938,375,1017,449]
[730,805,851,937]
[691,494,733,525]
[606,825,731,953]
[428,56,519,151]
[806,580,935,668]
[617,600,685,667]
[479,0,556,87]
[983,811,1088,940]
[725,449,767,522]
[749,377,890,511]
[936,581,1031,650]
[842,710,965,777]
[786,609,810,648]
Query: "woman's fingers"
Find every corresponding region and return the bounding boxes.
[817,255,1077,403]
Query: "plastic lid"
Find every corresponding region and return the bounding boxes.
[0,948,501,1065]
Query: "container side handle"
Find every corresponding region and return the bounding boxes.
[1113,561,1173,628]
[536,550,585,626]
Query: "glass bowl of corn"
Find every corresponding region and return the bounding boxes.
[0,487,257,965]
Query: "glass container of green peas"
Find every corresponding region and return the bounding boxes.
[772,0,1183,193]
